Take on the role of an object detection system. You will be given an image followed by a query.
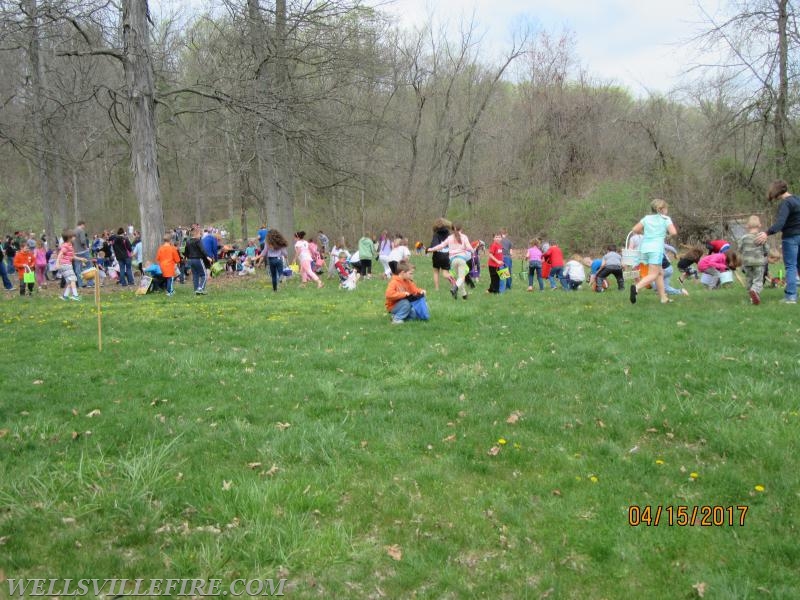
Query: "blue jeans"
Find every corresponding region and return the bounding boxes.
[165,276,175,295]
[528,261,543,290]
[189,259,206,291]
[499,256,513,291]
[548,266,566,289]
[651,265,682,295]
[73,250,90,286]
[782,234,800,301]
[390,299,418,321]
[119,257,134,286]
[268,257,282,291]
[0,258,12,289]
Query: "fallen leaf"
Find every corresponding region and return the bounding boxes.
[275,422,291,431]
[677,321,687,327]
[71,431,80,441]
[506,411,522,424]
[71,409,78,417]
[458,394,466,401]
[86,409,101,418]
[32,380,43,385]
[0,536,8,545]
[360,440,368,448]
[263,465,280,477]
[487,445,501,456]
[442,434,456,443]
[385,544,402,561]
[176,472,184,481]
[0,429,9,438]
[645,428,658,433]
[551,489,562,496]
[222,480,233,491]
[595,419,605,429]
[247,462,262,470]
[692,582,707,597]
[62,517,76,525]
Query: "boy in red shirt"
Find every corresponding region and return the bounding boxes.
[155,234,181,296]
[543,241,566,290]
[487,233,504,294]
[385,263,426,324]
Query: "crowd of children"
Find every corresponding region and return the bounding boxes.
[3,188,793,318]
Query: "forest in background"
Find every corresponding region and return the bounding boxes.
[0,0,798,257]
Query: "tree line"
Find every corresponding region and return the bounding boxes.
[0,0,797,258]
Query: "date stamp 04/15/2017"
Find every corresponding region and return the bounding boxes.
[628,505,749,527]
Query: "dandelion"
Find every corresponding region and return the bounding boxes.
[655,459,665,465]
[513,443,521,450]
[497,438,507,445]
[754,484,765,492]
[589,475,599,483]
[690,472,699,480]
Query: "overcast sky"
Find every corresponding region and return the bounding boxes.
[373,0,724,95]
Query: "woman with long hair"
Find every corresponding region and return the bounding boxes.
[257,229,289,292]
[428,223,472,299]
[430,218,452,291]
[756,180,800,303]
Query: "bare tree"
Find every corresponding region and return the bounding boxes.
[695,0,798,176]
[122,0,164,261]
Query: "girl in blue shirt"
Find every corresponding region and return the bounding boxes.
[630,199,677,304]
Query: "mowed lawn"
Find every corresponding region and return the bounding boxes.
[1,259,798,599]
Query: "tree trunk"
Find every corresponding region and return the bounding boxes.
[247,0,293,236]
[26,0,56,246]
[775,0,788,175]
[122,0,164,263]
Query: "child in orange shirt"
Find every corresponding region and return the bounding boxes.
[385,262,427,324]
[155,234,181,296]
[13,239,36,296]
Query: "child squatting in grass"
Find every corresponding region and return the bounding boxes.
[385,261,427,324]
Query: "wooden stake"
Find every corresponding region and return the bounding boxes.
[95,276,102,352]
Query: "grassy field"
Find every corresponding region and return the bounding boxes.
[1,259,798,599]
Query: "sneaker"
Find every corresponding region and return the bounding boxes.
[167,292,174,297]
[749,289,760,305]
[629,285,637,304]
[59,295,67,301]
[781,297,797,304]
[527,286,533,292]
[450,284,457,299]
[70,296,81,301]
[391,318,404,325]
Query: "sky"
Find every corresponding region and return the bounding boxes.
[372,0,725,95]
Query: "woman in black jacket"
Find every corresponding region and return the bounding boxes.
[430,218,451,292]
[110,228,135,286]
[184,227,213,294]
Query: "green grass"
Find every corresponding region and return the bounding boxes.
[1,261,799,599]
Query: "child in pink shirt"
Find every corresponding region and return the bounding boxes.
[34,240,48,287]
[526,238,544,291]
